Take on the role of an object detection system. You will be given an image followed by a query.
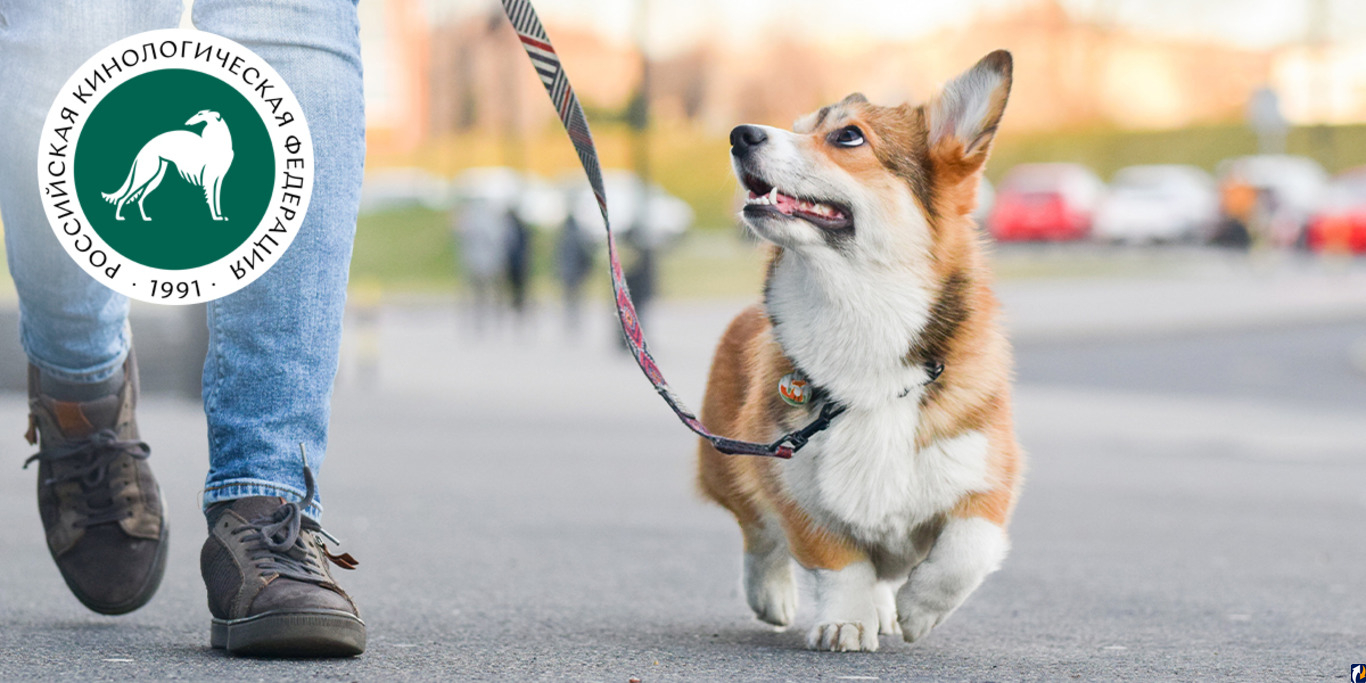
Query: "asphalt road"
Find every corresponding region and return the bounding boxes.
[1,287,1364,681]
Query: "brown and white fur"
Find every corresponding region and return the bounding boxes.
[696,51,1021,652]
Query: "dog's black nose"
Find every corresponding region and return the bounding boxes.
[730,125,768,157]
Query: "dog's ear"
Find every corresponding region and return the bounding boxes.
[926,50,1012,170]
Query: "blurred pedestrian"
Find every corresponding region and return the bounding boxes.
[1,0,366,657]
[554,211,594,334]
[503,205,532,316]
[1214,177,1256,249]
[456,196,504,332]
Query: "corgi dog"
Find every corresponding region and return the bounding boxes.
[697,50,1021,652]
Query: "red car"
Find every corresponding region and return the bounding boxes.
[1306,169,1366,254]
[988,163,1104,241]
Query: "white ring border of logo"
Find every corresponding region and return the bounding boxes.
[36,28,313,306]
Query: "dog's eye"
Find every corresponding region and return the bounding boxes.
[831,126,865,148]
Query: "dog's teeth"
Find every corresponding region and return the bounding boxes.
[769,186,779,202]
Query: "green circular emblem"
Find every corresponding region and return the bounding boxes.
[74,69,274,270]
[37,29,313,305]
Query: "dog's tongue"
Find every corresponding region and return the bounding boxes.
[774,191,798,215]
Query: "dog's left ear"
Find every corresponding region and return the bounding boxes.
[926,50,1012,171]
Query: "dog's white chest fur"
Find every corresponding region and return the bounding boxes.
[767,255,992,557]
[785,412,991,555]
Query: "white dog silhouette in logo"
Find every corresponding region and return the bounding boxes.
[103,109,234,222]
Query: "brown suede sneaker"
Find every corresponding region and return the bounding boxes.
[201,466,364,657]
[23,352,168,615]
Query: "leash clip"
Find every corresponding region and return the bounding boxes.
[773,401,847,453]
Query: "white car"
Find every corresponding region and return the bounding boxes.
[971,176,994,227]
[450,167,565,227]
[1093,165,1218,244]
[563,170,693,248]
[359,167,450,214]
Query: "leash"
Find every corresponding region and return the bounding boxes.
[500,0,939,458]
[501,0,796,457]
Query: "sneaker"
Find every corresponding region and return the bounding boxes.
[201,464,365,657]
[23,351,168,615]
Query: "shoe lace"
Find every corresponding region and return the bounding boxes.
[23,429,151,527]
[229,461,358,584]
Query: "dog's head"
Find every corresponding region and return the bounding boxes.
[185,110,223,127]
[730,50,1012,265]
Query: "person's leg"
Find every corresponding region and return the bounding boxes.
[0,0,186,381]
[0,0,180,616]
[194,0,364,519]
[191,0,366,657]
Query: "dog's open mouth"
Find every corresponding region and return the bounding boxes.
[741,174,853,231]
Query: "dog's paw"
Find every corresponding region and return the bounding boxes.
[744,552,797,627]
[807,621,879,652]
[748,576,797,627]
[896,609,939,644]
[875,581,901,636]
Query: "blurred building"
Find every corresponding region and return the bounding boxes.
[360,0,1366,156]
[653,1,1273,132]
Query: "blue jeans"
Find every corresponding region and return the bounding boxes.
[0,0,365,519]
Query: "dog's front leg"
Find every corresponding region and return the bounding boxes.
[805,560,880,651]
[896,515,1008,643]
[783,514,880,651]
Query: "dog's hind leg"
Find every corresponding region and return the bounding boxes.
[740,512,797,628]
[111,162,136,221]
[874,577,904,637]
[136,160,168,221]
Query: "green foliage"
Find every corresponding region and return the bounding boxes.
[351,207,459,290]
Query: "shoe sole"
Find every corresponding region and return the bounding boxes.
[211,609,366,657]
[64,523,170,616]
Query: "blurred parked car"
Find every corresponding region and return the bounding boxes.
[1306,167,1366,254]
[564,170,693,248]
[988,163,1104,241]
[450,167,565,226]
[359,167,450,214]
[1093,165,1218,244]
[1215,155,1327,247]
[971,176,995,228]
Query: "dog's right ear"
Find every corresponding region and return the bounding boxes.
[925,50,1012,171]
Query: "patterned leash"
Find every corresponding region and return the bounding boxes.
[500,0,814,458]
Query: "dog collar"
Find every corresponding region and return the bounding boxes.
[779,360,943,407]
[772,359,944,452]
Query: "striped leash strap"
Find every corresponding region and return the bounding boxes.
[501,0,809,458]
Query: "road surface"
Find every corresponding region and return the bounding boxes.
[1,275,1364,681]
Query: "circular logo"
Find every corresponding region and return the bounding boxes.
[37,29,313,305]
